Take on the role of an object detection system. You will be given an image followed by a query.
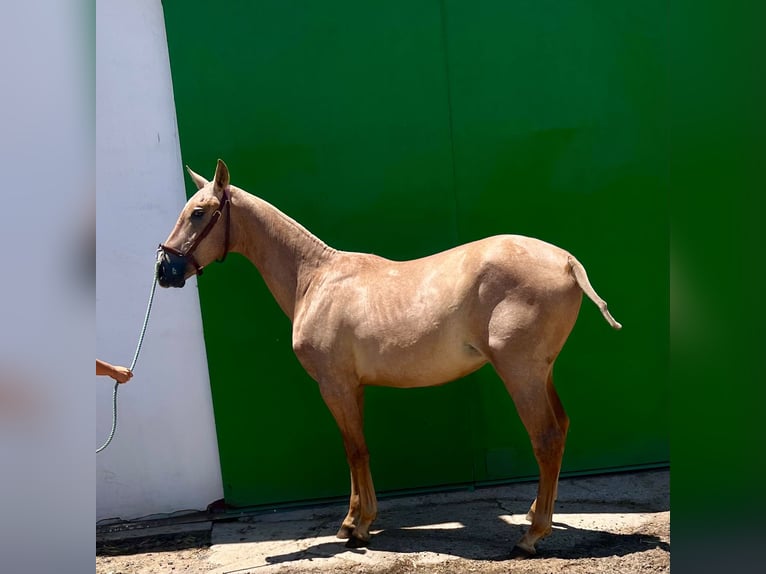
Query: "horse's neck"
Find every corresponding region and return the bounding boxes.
[230,188,334,320]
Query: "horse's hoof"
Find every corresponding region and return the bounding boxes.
[345,535,370,549]
[336,525,354,540]
[511,541,537,558]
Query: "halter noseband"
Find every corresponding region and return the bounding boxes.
[159,186,231,276]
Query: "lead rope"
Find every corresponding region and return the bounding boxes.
[97,257,161,453]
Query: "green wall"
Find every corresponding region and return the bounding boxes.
[163,0,668,507]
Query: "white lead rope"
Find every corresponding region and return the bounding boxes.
[97,259,160,453]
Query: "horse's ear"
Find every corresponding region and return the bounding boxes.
[185,165,209,190]
[214,159,230,190]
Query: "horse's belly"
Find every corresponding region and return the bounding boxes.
[355,337,487,388]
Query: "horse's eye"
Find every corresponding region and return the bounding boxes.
[191,208,205,219]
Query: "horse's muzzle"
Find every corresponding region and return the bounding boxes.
[156,250,188,288]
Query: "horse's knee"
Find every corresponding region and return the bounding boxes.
[346,445,370,464]
[531,427,566,461]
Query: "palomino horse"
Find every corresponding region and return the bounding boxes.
[157,159,621,555]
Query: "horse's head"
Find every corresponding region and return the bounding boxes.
[157,159,232,288]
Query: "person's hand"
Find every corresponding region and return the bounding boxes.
[97,360,133,383]
[110,365,133,384]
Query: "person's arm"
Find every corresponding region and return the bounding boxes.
[96,359,133,383]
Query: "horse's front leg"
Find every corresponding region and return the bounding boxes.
[336,468,360,540]
[319,383,377,547]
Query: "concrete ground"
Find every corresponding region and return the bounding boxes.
[97,468,669,574]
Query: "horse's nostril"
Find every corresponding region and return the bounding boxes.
[156,250,190,287]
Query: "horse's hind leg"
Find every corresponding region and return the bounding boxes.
[527,371,569,523]
[318,383,378,547]
[491,359,567,556]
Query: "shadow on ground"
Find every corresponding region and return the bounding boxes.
[97,469,669,565]
[263,499,669,565]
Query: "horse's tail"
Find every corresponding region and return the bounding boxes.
[567,255,622,330]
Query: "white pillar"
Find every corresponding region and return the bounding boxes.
[97,0,223,520]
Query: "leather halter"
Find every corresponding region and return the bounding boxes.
[159,186,231,276]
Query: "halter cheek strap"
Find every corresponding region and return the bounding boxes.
[159,186,231,276]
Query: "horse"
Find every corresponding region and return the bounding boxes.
[157,159,621,555]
